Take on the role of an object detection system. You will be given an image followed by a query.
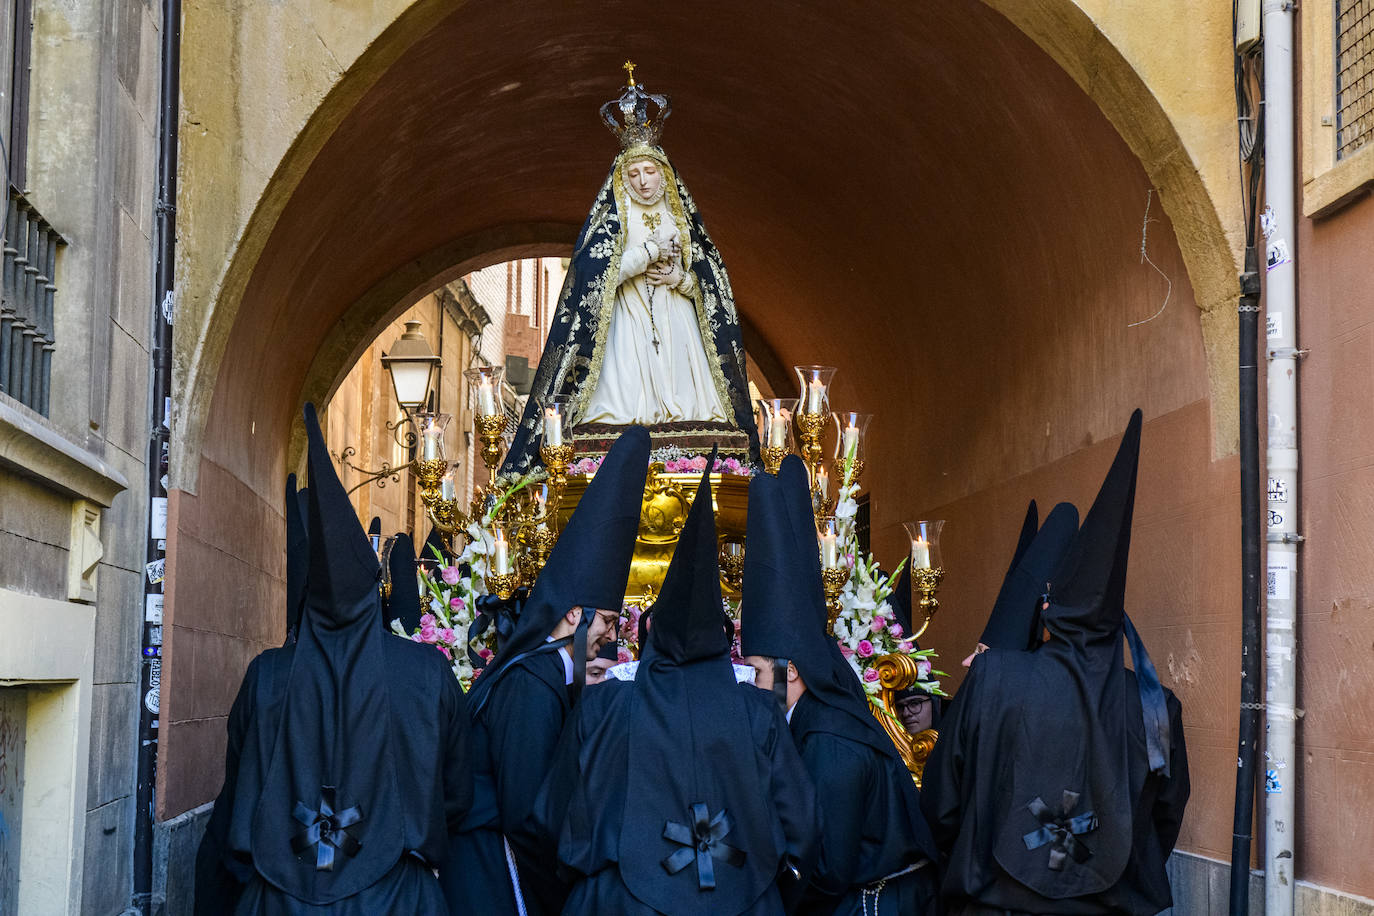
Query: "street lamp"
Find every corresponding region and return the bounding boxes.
[381,320,441,412]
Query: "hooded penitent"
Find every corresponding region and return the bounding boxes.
[386,533,424,636]
[740,456,896,757]
[230,403,404,903]
[991,409,1143,896]
[620,454,779,914]
[981,500,1080,651]
[467,426,650,716]
[283,475,309,646]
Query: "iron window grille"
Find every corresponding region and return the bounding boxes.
[1336,0,1374,160]
[0,187,63,415]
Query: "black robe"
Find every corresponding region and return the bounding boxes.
[790,693,940,916]
[444,649,571,916]
[920,653,1190,916]
[531,678,817,915]
[195,640,472,915]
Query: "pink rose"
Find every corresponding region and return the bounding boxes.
[450,597,465,611]
[871,616,886,633]
[438,645,452,660]
[617,647,633,663]
[411,633,423,643]
[917,659,932,679]
[420,613,437,628]
[839,644,855,658]
[863,668,880,683]
[889,623,904,638]
[477,647,493,660]
[857,639,874,658]
[419,623,439,643]
[441,566,461,585]
[690,456,708,471]
[439,628,456,644]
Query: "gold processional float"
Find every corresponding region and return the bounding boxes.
[359,351,950,784]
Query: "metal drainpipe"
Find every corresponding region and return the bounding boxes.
[133,0,180,911]
[1261,1,1301,913]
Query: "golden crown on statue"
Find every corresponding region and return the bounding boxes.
[601,61,671,150]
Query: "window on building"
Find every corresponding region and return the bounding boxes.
[1336,0,1374,161]
[0,0,60,417]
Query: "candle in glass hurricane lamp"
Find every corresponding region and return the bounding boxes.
[842,422,859,461]
[422,423,443,461]
[814,465,830,501]
[439,468,456,502]
[769,411,789,448]
[820,531,839,569]
[806,379,825,414]
[543,407,564,447]
[478,378,498,417]
[493,530,511,575]
[912,538,931,569]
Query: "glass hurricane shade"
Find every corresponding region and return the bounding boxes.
[463,366,506,418]
[381,320,441,411]
[831,411,873,464]
[901,519,945,570]
[794,365,838,415]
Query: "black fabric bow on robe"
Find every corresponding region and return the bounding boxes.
[1022,790,1097,872]
[662,803,747,890]
[291,787,364,871]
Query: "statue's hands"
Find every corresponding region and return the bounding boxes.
[646,259,682,288]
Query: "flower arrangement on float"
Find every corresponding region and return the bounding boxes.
[569,449,754,478]
[829,453,948,700]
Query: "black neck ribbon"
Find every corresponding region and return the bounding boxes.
[771,658,791,714]
[1123,614,1172,776]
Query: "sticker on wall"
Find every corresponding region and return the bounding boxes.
[145,558,165,585]
[1266,238,1291,271]
[145,594,163,624]
[1260,205,1277,238]
[150,497,168,540]
[1267,478,1289,503]
[1266,563,1292,600]
[145,658,161,715]
[1265,768,1282,794]
[1266,313,1283,340]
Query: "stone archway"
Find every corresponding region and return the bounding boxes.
[163,1,1243,872]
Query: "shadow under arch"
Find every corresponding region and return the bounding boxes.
[161,0,1241,820]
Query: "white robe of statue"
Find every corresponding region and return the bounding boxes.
[582,158,728,426]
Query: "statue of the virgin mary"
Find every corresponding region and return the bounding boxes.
[501,66,759,475]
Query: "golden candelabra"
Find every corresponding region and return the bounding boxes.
[540,442,575,492]
[835,457,865,491]
[909,566,945,640]
[485,570,520,600]
[414,457,470,558]
[760,445,788,475]
[796,411,827,477]
[822,565,851,634]
[475,414,508,489]
[872,652,941,786]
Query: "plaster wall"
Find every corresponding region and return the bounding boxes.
[0,0,160,911]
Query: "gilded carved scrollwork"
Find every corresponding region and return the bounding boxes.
[871,653,938,787]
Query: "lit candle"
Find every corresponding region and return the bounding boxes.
[912,538,931,569]
[768,410,788,448]
[815,465,830,500]
[440,469,456,501]
[543,407,563,447]
[842,422,859,461]
[493,530,511,575]
[478,377,497,417]
[422,423,442,461]
[820,531,838,569]
[806,378,825,414]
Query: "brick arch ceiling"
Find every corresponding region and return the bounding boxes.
[205,0,1203,504]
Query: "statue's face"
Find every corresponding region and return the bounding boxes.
[624,158,663,202]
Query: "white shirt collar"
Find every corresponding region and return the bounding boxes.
[546,635,575,686]
[786,700,798,723]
